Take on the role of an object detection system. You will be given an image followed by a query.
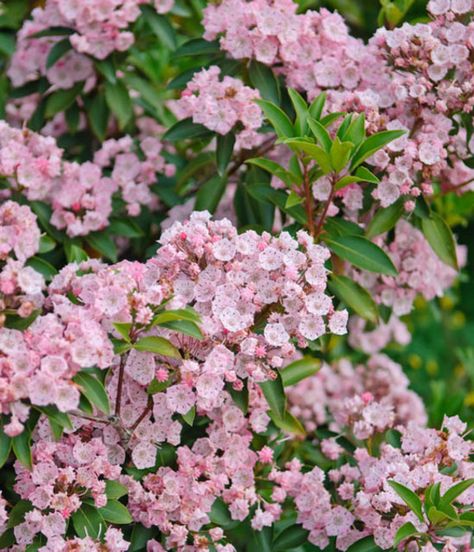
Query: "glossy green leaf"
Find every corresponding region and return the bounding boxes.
[141,5,176,49]
[173,38,221,57]
[347,536,383,552]
[209,499,239,529]
[113,322,132,342]
[256,99,294,139]
[351,130,405,169]
[273,525,309,551]
[421,212,458,270]
[388,481,424,522]
[86,232,118,263]
[288,87,308,135]
[195,175,227,213]
[394,522,418,546]
[0,429,12,469]
[45,82,84,118]
[344,113,366,146]
[108,219,144,238]
[330,137,354,172]
[308,117,332,152]
[87,93,109,142]
[73,372,110,415]
[440,479,474,507]
[246,158,298,187]
[284,139,332,174]
[152,308,200,325]
[329,274,378,323]
[105,480,128,500]
[72,504,104,539]
[280,357,321,387]
[249,60,280,105]
[26,256,58,281]
[285,191,304,209]
[105,80,133,130]
[308,93,326,121]
[182,406,196,426]
[323,235,398,276]
[354,166,379,184]
[366,199,404,239]
[159,320,203,340]
[12,430,32,470]
[134,336,181,359]
[259,374,286,420]
[46,38,71,69]
[98,500,133,524]
[216,132,235,176]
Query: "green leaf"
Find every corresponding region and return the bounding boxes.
[216,132,235,176]
[195,175,227,214]
[182,406,196,426]
[329,274,379,323]
[330,137,354,172]
[12,430,32,470]
[388,481,424,523]
[113,322,132,342]
[141,5,176,49]
[285,191,304,209]
[249,60,280,106]
[38,234,56,253]
[45,82,84,118]
[173,38,221,58]
[283,139,332,174]
[35,405,73,431]
[273,526,309,551]
[308,93,326,121]
[366,199,404,239]
[130,525,157,551]
[287,87,308,135]
[273,410,306,436]
[421,213,458,270]
[427,507,449,525]
[0,429,12,469]
[134,336,181,359]
[87,93,110,142]
[323,235,398,276]
[152,308,200,325]
[85,232,118,263]
[98,499,132,524]
[308,117,332,152]
[246,183,307,224]
[105,80,133,130]
[280,357,321,387]
[95,59,116,84]
[354,166,379,184]
[64,241,88,263]
[159,320,203,340]
[325,217,364,237]
[347,536,383,552]
[351,130,405,169]
[46,38,72,69]
[105,480,128,500]
[26,256,58,281]
[440,479,474,507]
[31,26,74,38]
[7,500,34,528]
[108,219,144,238]
[256,99,294,139]
[164,118,212,141]
[209,499,239,529]
[73,372,110,415]
[72,504,104,539]
[344,113,366,147]
[259,374,286,420]
[393,522,418,547]
[147,378,172,395]
[246,158,298,187]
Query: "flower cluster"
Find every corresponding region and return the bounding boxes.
[12,422,123,548]
[0,201,45,320]
[287,353,427,434]
[0,121,172,236]
[351,220,466,316]
[269,415,473,550]
[173,66,264,149]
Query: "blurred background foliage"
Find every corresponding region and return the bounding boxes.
[0,0,473,429]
